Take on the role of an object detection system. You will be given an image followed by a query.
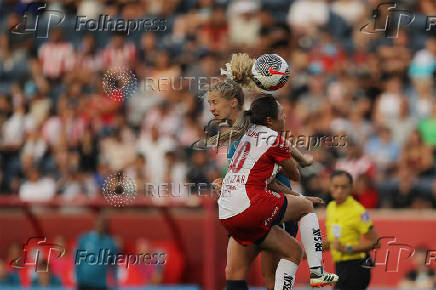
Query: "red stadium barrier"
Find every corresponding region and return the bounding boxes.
[0,196,435,289]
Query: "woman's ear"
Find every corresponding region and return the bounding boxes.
[265,116,273,128]
[231,98,238,109]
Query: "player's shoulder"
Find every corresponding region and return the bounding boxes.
[244,125,279,149]
[349,198,372,222]
[350,197,366,213]
[227,139,240,159]
[249,125,278,138]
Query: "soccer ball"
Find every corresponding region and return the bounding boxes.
[251,54,290,91]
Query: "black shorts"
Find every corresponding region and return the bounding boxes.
[283,220,298,237]
[334,258,371,290]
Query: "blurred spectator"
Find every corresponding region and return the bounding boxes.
[125,153,150,195]
[388,98,416,147]
[164,151,187,198]
[355,173,379,209]
[21,129,47,166]
[310,30,347,73]
[410,78,434,120]
[376,31,411,76]
[19,167,55,201]
[100,126,136,171]
[142,101,181,139]
[138,32,158,66]
[148,50,182,101]
[75,213,118,290]
[331,0,364,26]
[187,150,220,191]
[31,260,62,288]
[390,168,420,208]
[228,0,260,47]
[364,126,400,177]
[1,103,27,148]
[346,105,373,145]
[399,247,436,289]
[198,7,228,52]
[78,126,99,173]
[50,235,74,287]
[336,141,376,181]
[418,101,436,146]
[59,170,86,201]
[100,33,136,69]
[288,0,329,35]
[374,75,407,126]
[137,125,175,185]
[0,258,20,287]
[295,73,327,120]
[178,114,203,147]
[75,33,103,75]
[399,130,434,178]
[38,28,75,81]
[119,238,163,286]
[409,37,436,81]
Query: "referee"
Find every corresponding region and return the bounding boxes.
[323,170,380,290]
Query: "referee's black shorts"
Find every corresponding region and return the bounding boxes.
[334,259,371,290]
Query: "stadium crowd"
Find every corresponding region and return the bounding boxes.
[0,0,435,212]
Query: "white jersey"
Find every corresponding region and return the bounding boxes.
[218,124,291,219]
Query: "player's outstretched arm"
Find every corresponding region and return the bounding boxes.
[267,178,300,196]
[278,158,300,182]
[289,146,313,168]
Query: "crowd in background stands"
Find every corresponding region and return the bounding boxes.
[0,0,435,209]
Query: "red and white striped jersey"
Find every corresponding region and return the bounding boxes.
[38,42,75,78]
[218,124,291,219]
[100,43,136,68]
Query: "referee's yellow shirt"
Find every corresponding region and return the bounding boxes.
[326,196,373,263]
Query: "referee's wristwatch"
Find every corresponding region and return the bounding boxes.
[345,245,353,254]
